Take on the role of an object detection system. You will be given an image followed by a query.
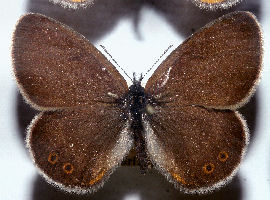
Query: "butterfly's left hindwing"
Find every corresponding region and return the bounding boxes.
[27,105,133,193]
[144,106,248,193]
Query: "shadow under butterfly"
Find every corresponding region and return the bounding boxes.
[32,167,242,200]
[12,11,262,194]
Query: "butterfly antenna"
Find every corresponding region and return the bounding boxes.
[133,72,136,82]
[100,45,132,81]
[142,45,173,79]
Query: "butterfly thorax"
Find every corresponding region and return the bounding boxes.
[127,81,146,126]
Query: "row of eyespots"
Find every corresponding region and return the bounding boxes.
[48,152,106,185]
[48,152,74,174]
[170,150,230,184]
[202,151,229,174]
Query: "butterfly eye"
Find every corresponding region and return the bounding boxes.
[89,169,106,186]
[218,151,229,162]
[48,152,58,165]
[63,163,74,174]
[203,163,215,174]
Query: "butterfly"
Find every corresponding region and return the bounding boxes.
[12,11,262,194]
[49,0,242,10]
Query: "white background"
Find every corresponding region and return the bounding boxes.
[0,0,269,199]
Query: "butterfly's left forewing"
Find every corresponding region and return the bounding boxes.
[144,106,248,193]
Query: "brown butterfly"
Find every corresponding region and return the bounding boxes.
[12,11,262,194]
[49,0,242,10]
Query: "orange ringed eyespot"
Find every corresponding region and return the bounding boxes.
[203,163,215,174]
[48,152,58,164]
[63,163,74,174]
[218,151,229,162]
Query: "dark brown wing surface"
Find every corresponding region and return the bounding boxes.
[12,13,128,110]
[144,11,261,193]
[145,11,262,110]
[145,106,248,193]
[27,105,132,193]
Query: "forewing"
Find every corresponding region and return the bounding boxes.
[12,13,128,110]
[27,105,133,193]
[145,11,262,110]
[145,106,248,193]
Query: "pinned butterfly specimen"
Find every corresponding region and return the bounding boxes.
[191,0,242,10]
[12,11,262,194]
